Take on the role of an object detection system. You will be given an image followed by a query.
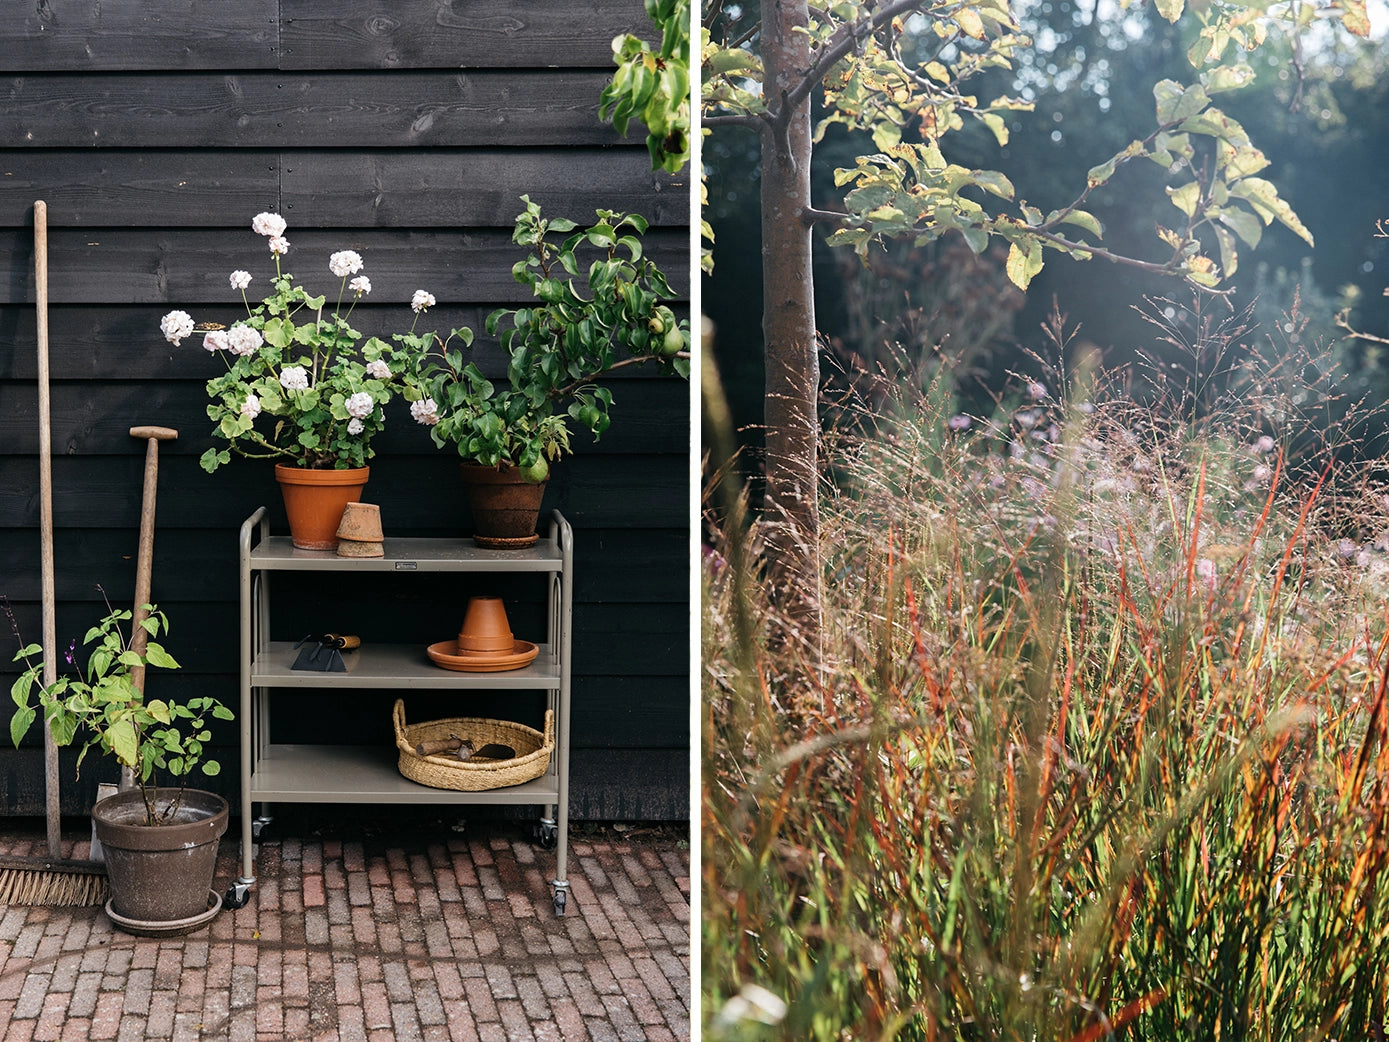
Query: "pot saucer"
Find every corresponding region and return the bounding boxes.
[104,889,222,938]
[426,639,539,673]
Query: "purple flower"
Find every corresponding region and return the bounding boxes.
[947,414,972,432]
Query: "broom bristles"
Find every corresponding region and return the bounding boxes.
[0,862,110,907]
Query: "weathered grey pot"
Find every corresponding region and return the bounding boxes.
[91,789,228,923]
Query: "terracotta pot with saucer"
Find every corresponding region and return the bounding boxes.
[427,595,539,672]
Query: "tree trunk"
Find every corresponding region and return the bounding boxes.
[760,0,822,656]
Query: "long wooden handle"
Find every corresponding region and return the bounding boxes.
[34,200,60,858]
[128,428,177,679]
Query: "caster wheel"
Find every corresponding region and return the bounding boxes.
[223,882,252,910]
[553,889,567,916]
[534,823,558,850]
[251,816,273,841]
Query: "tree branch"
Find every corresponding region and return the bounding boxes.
[802,207,849,227]
[547,354,686,402]
[779,0,936,121]
[1028,228,1234,294]
[703,112,768,131]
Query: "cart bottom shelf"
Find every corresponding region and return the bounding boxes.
[247,744,561,804]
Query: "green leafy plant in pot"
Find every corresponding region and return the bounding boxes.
[9,598,235,925]
[406,195,690,547]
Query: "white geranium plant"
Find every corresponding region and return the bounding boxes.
[160,212,434,472]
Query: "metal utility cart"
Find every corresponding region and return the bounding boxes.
[230,507,573,915]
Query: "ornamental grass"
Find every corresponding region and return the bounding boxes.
[703,301,1389,1040]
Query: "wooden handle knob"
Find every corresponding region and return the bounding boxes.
[130,426,178,441]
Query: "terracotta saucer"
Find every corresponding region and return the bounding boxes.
[426,639,539,673]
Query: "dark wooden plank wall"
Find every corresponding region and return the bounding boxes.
[0,0,691,822]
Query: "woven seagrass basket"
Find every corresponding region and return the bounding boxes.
[393,699,554,791]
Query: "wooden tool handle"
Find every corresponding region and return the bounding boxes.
[34,200,60,857]
[130,426,179,441]
[416,738,463,757]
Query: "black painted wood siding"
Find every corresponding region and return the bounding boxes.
[0,1,691,821]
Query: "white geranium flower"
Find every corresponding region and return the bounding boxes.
[203,329,229,353]
[280,366,310,391]
[268,236,290,255]
[241,394,261,420]
[345,391,374,419]
[252,212,287,238]
[229,270,252,291]
[347,418,365,436]
[410,397,439,425]
[350,275,371,296]
[329,250,364,278]
[411,290,436,313]
[364,359,390,380]
[160,310,194,345]
[226,324,263,357]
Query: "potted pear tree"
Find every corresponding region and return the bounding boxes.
[9,598,234,932]
[403,195,690,547]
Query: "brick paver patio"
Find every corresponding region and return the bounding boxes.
[0,812,691,1041]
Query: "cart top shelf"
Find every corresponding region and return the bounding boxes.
[241,509,570,573]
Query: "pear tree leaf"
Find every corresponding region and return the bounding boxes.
[960,225,990,254]
[954,7,986,39]
[1087,156,1117,187]
[1185,255,1221,287]
[1203,64,1256,93]
[1228,177,1315,246]
[1155,0,1184,23]
[1059,210,1104,239]
[979,111,1009,146]
[1343,0,1371,36]
[1217,206,1263,249]
[872,122,902,151]
[1214,224,1239,279]
[1005,239,1044,290]
[972,169,1015,200]
[1168,181,1202,218]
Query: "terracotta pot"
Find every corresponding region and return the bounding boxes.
[275,464,370,550]
[335,501,383,542]
[457,595,514,654]
[91,789,228,925]
[459,462,546,549]
[335,501,385,558]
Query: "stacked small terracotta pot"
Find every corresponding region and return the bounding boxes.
[335,502,384,557]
